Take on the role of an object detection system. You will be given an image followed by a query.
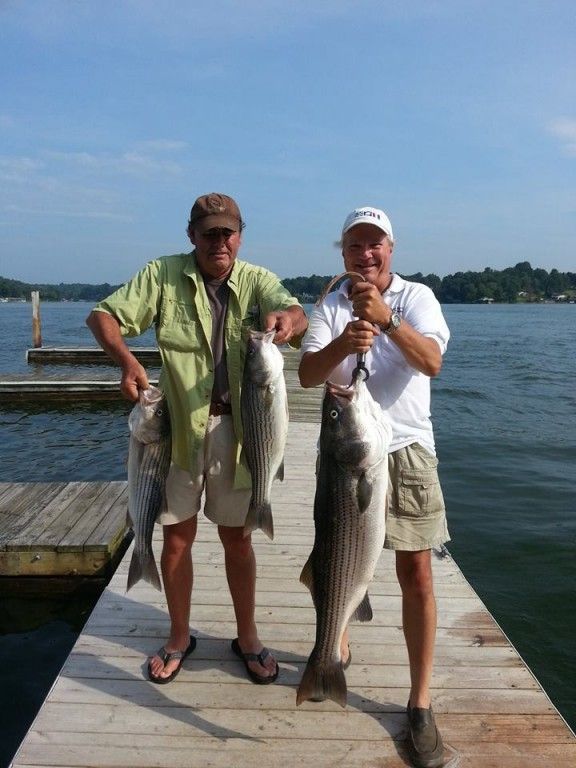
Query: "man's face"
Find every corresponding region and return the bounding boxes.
[342,223,394,292]
[189,227,242,279]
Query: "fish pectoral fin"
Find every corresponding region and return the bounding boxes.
[351,591,373,623]
[275,460,285,482]
[299,557,314,594]
[356,472,373,513]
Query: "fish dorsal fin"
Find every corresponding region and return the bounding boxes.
[351,591,373,623]
[357,472,373,513]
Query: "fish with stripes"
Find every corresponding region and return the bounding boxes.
[241,329,289,540]
[297,374,391,706]
[126,385,171,592]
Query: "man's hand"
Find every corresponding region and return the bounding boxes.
[339,319,380,355]
[350,281,392,328]
[264,307,307,345]
[120,357,149,402]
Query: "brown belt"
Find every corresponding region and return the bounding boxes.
[209,402,232,416]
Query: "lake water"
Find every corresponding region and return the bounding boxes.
[1,300,575,765]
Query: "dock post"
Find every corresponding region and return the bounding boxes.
[31,291,42,348]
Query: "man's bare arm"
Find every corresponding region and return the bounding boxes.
[86,310,149,401]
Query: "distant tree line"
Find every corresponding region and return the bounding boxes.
[0,276,121,302]
[1,261,575,303]
[281,262,576,304]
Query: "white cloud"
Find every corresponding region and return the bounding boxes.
[4,204,133,221]
[548,118,576,156]
[0,156,44,182]
[135,139,188,152]
[44,150,183,176]
[0,114,15,129]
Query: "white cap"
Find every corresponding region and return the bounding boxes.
[341,207,394,241]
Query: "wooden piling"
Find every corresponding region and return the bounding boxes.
[31,290,42,348]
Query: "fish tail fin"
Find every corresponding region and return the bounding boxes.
[296,657,347,708]
[351,591,373,622]
[244,501,274,540]
[126,551,162,592]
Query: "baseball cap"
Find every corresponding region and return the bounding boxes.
[189,193,243,234]
[341,207,394,241]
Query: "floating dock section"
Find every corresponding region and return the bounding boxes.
[0,481,130,583]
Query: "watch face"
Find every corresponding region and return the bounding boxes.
[385,312,400,333]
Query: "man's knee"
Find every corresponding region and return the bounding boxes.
[396,550,434,597]
[162,516,197,556]
[219,526,253,561]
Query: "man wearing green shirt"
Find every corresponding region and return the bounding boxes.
[87,193,307,685]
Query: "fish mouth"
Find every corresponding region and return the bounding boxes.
[325,380,354,400]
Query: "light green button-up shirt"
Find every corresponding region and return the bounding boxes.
[94,252,301,488]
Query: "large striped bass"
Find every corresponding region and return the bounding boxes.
[297,376,392,707]
[241,329,288,540]
[126,385,171,592]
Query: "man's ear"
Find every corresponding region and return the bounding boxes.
[188,227,196,245]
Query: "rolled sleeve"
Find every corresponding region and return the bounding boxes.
[94,261,163,337]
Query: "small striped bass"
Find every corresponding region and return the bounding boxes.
[297,376,391,707]
[241,329,288,540]
[126,385,171,592]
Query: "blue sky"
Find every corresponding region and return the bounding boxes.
[1,0,574,284]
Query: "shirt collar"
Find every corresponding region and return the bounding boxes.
[337,272,404,299]
[183,251,241,287]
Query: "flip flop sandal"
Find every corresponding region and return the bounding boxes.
[231,637,279,685]
[147,635,197,684]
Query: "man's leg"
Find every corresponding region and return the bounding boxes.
[148,515,198,679]
[395,549,436,708]
[218,525,277,679]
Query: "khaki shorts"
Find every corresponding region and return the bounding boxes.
[385,442,450,551]
[158,415,251,528]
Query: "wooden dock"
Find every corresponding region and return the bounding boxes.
[26,347,161,365]
[2,349,320,411]
[0,481,130,583]
[10,422,576,767]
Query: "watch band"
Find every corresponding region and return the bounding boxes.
[384,311,401,335]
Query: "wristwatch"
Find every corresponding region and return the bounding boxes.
[383,311,401,335]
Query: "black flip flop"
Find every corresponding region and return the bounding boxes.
[231,637,279,684]
[147,635,197,684]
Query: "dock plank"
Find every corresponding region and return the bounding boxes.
[0,481,129,577]
[10,419,575,767]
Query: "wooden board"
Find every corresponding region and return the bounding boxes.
[0,481,129,577]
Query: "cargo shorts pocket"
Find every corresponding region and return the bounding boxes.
[399,469,445,519]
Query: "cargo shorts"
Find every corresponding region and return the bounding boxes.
[385,442,450,552]
[158,414,251,528]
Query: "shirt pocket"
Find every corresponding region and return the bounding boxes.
[157,300,204,352]
[399,469,445,518]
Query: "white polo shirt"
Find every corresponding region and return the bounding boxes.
[301,274,450,455]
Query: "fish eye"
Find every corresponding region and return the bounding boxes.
[329,409,338,419]
[155,408,163,417]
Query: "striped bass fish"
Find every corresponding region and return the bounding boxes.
[126,385,171,592]
[241,329,289,540]
[297,376,392,707]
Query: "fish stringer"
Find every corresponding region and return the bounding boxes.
[351,351,370,384]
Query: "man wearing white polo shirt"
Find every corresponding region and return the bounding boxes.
[299,206,450,768]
